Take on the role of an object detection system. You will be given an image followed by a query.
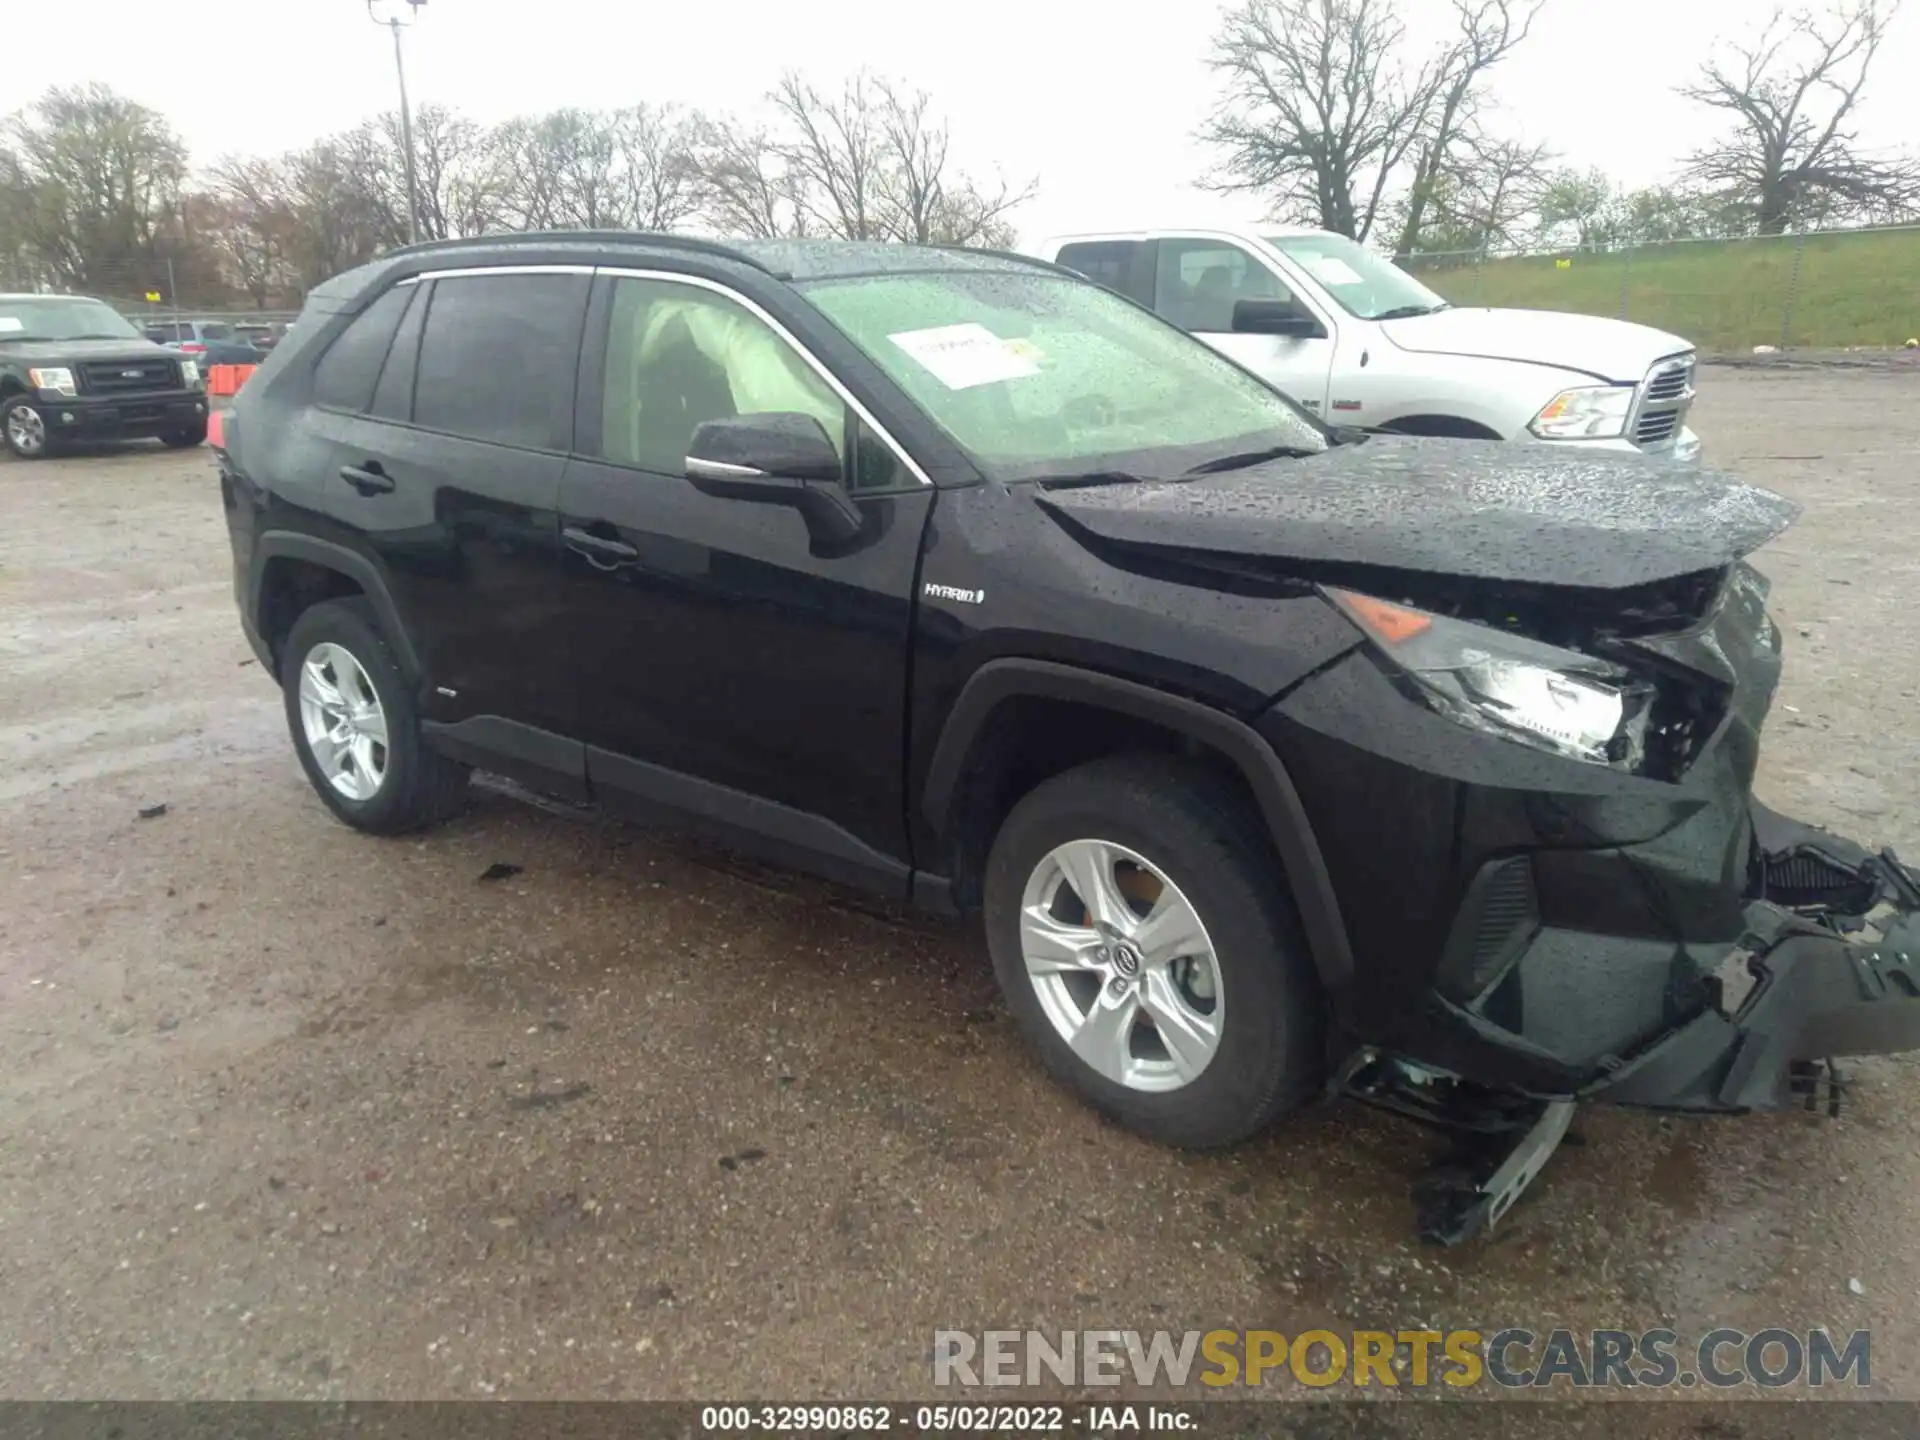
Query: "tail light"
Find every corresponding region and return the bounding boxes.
[207,409,227,449]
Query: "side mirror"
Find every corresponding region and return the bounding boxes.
[1232,298,1327,339]
[685,412,862,546]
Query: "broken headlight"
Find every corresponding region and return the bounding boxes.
[1326,587,1657,770]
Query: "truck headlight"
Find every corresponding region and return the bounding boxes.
[27,366,77,398]
[1529,385,1633,440]
[1327,587,1656,769]
[180,359,202,387]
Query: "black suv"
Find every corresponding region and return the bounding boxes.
[1,293,210,457]
[220,233,1920,1241]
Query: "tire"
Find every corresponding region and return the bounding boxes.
[983,754,1323,1149]
[280,596,468,834]
[161,421,208,448]
[3,396,51,459]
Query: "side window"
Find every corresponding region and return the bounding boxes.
[1055,241,1141,301]
[1154,239,1291,333]
[413,273,590,449]
[600,276,849,480]
[312,283,414,413]
[369,283,427,421]
[202,322,234,340]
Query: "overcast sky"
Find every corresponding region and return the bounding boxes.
[15,0,1920,245]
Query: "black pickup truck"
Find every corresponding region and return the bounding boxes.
[1,293,210,458]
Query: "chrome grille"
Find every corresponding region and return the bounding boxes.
[1636,410,1680,444]
[1633,353,1694,450]
[78,358,180,395]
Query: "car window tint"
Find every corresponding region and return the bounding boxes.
[1154,239,1290,333]
[414,273,589,449]
[312,284,415,413]
[1055,241,1139,300]
[601,276,846,477]
[848,416,906,494]
[369,283,427,421]
[202,323,234,340]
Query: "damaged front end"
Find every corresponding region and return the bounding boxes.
[1601,800,1920,1115]
[1260,558,1920,1245]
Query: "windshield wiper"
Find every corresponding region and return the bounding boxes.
[1371,303,1448,321]
[1182,444,1319,476]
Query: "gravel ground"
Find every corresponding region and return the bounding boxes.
[1,366,1917,1409]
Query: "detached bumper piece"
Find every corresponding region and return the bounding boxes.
[1345,801,1920,1245]
[1603,802,1920,1113]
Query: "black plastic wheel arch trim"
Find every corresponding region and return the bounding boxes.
[921,657,1355,989]
[248,531,423,680]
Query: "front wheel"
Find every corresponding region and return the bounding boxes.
[281,597,469,834]
[983,754,1323,1149]
[161,421,207,448]
[3,397,50,459]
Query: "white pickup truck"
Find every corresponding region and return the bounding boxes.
[1031,226,1700,463]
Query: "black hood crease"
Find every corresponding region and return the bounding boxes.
[1033,437,1800,590]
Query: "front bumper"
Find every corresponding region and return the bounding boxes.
[35,389,208,440]
[1600,806,1920,1112]
[1545,424,1701,464]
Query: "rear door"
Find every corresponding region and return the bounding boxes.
[1149,235,1338,415]
[554,268,935,890]
[306,267,592,791]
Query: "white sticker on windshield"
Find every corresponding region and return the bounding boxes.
[888,323,1040,390]
[0,317,22,333]
[1308,257,1365,286]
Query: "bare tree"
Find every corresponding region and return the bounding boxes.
[6,83,190,291]
[1537,166,1625,251]
[1402,132,1552,253]
[1202,0,1429,239]
[383,104,504,240]
[770,72,891,239]
[612,103,707,231]
[1682,0,1918,233]
[871,78,1034,246]
[693,117,808,238]
[204,155,296,305]
[1392,0,1542,256]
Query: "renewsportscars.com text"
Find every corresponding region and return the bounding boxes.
[932,1327,1872,1390]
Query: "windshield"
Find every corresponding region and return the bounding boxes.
[0,297,143,343]
[1264,235,1447,321]
[801,268,1326,481]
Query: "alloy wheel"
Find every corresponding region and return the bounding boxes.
[6,404,46,457]
[297,641,390,801]
[1018,838,1224,1092]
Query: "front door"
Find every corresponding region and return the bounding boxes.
[556,271,934,892]
[1150,236,1338,416]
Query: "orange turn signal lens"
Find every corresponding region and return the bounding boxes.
[1327,588,1433,645]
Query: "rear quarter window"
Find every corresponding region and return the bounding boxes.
[312,284,415,413]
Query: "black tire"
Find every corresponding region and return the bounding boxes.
[3,395,51,459]
[280,596,468,834]
[161,421,208,448]
[983,754,1323,1149]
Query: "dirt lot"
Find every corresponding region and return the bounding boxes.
[2,367,1918,1406]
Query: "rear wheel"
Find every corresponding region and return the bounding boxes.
[3,397,49,459]
[281,597,468,834]
[983,754,1323,1148]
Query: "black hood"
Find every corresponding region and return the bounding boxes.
[1033,438,1799,590]
[2,336,172,365]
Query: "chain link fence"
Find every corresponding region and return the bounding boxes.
[1,255,299,325]
[1402,222,1920,355]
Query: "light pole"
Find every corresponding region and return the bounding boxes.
[368,0,427,245]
